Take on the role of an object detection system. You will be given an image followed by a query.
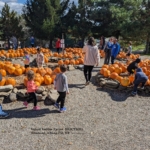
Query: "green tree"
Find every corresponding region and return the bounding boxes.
[0,3,24,48]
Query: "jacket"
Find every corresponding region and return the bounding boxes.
[56,40,61,48]
[134,68,148,84]
[27,80,38,93]
[111,43,120,58]
[83,45,100,66]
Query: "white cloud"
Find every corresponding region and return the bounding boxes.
[0,0,23,14]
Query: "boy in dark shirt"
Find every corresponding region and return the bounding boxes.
[127,58,141,75]
[131,68,148,96]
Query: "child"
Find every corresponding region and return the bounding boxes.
[54,65,69,113]
[131,68,148,96]
[23,70,40,110]
[23,51,30,68]
[36,47,44,68]
[126,41,132,60]
[127,58,141,75]
[0,74,10,118]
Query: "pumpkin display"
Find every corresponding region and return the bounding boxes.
[121,77,130,87]
[44,75,52,85]
[6,78,16,86]
[0,78,6,86]
[0,69,7,77]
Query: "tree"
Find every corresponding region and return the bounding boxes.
[0,3,24,48]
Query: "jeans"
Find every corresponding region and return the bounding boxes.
[57,48,60,53]
[104,49,111,64]
[56,91,66,108]
[84,65,94,82]
[111,56,115,64]
[27,92,37,106]
[133,79,147,92]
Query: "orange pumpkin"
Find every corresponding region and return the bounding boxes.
[51,74,56,83]
[115,67,122,75]
[45,68,52,75]
[129,75,135,83]
[116,76,123,83]
[102,64,109,69]
[31,67,38,73]
[44,75,52,85]
[121,77,130,87]
[64,59,70,65]
[37,68,46,76]
[100,68,107,75]
[14,68,23,76]
[6,78,16,86]
[0,78,6,86]
[24,77,28,86]
[7,66,16,74]
[58,60,64,65]
[0,69,7,77]
[108,66,115,73]
[35,81,40,87]
[20,66,25,74]
[53,67,61,74]
[110,72,118,79]
[13,64,21,69]
[103,70,110,77]
[70,59,75,65]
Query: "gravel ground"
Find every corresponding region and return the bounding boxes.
[1,56,150,150]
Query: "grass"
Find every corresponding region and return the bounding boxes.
[132,44,145,51]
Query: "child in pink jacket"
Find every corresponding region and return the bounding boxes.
[23,70,40,110]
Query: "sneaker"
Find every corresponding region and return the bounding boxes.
[33,106,40,110]
[85,81,90,86]
[131,91,137,96]
[60,107,67,113]
[0,111,10,119]
[54,103,60,109]
[141,86,145,90]
[23,101,28,107]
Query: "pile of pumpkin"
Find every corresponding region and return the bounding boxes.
[0,61,61,87]
[100,60,150,87]
[0,48,51,61]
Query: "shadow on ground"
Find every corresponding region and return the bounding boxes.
[4,107,60,119]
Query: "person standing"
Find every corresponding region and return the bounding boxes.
[30,36,35,47]
[10,35,17,50]
[100,36,105,50]
[111,38,120,64]
[56,38,61,53]
[126,41,132,60]
[36,47,44,68]
[104,37,113,64]
[54,65,69,113]
[83,37,100,85]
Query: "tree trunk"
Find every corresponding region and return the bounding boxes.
[81,37,85,48]
[145,35,150,54]
[49,39,53,49]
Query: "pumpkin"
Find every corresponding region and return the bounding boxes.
[24,77,28,86]
[20,66,25,74]
[103,70,110,77]
[6,78,16,86]
[51,74,56,83]
[70,59,75,65]
[102,64,109,69]
[34,76,42,84]
[121,77,130,87]
[40,76,44,84]
[31,67,38,73]
[45,68,52,75]
[44,75,52,85]
[37,68,46,76]
[53,67,61,74]
[0,78,6,86]
[116,76,123,83]
[75,60,79,65]
[13,64,21,68]
[100,68,107,75]
[129,75,135,83]
[146,79,150,85]
[108,66,115,73]
[14,68,23,76]
[110,72,118,79]
[0,69,7,77]
[58,60,64,65]
[7,66,16,74]
[35,81,40,87]
[26,67,31,74]
[64,59,70,65]
[114,67,122,75]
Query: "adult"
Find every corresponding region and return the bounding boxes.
[117,39,121,54]
[126,41,132,60]
[83,37,100,85]
[0,74,10,118]
[100,36,105,50]
[104,37,113,64]
[30,36,35,47]
[56,38,61,53]
[111,38,120,64]
[10,35,17,50]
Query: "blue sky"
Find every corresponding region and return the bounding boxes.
[0,0,77,14]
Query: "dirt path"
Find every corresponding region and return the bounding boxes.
[0,57,150,150]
